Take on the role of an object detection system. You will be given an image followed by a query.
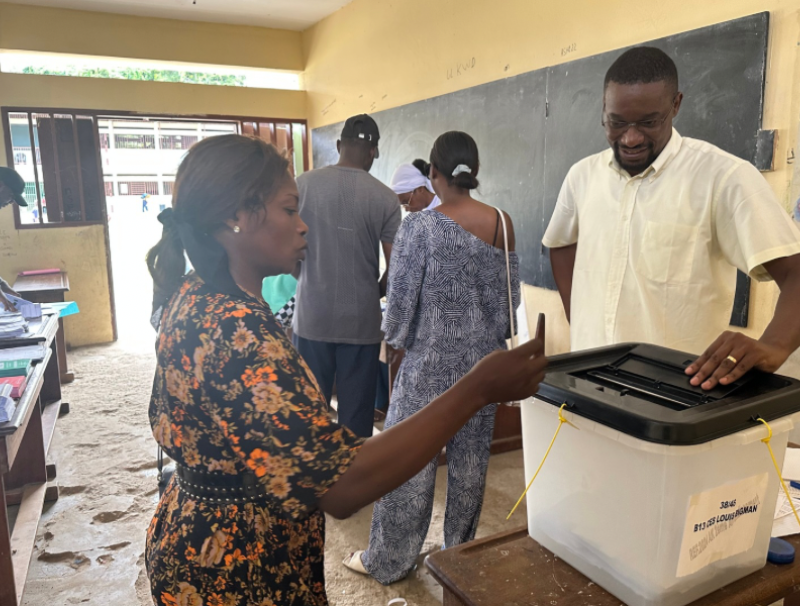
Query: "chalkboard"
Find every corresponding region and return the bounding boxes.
[312,12,768,327]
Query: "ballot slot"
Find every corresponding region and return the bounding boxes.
[572,353,746,410]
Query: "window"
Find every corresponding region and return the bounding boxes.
[114,134,155,149]
[241,121,308,176]
[3,110,106,226]
[3,109,309,228]
[0,51,302,91]
[117,181,159,196]
[160,135,197,150]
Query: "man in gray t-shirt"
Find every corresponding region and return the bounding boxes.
[294,114,402,437]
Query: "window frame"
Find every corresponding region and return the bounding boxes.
[2,109,108,229]
[2,107,309,230]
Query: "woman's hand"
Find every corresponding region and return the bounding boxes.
[0,290,15,313]
[460,338,547,408]
[320,338,548,519]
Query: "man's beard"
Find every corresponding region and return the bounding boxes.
[613,141,657,174]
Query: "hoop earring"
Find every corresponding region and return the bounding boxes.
[233,225,241,234]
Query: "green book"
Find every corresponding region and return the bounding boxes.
[0,359,32,378]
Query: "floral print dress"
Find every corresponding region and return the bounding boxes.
[146,273,365,606]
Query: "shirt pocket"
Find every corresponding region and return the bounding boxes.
[636,221,699,284]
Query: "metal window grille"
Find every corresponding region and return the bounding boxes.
[3,111,106,226]
[159,135,198,150]
[117,181,159,196]
[114,134,156,149]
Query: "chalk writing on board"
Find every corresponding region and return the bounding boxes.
[561,43,577,57]
[447,57,476,80]
[321,99,337,117]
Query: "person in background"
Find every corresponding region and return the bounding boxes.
[345,131,520,584]
[293,114,402,438]
[0,166,29,212]
[262,271,297,332]
[378,158,441,415]
[142,192,150,212]
[0,167,28,312]
[545,47,800,389]
[389,159,441,212]
[144,133,548,605]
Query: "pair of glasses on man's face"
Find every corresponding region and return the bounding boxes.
[601,96,678,134]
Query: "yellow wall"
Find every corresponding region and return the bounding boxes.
[0,3,303,71]
[303,0,800,377]
[0,4,307,347]
[0,37,306,346]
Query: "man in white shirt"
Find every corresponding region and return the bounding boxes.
[544,46,800,391]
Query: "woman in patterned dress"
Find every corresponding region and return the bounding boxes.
[144,134,546,605]
[348,131,521,584]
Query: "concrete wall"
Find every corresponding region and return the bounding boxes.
[0,3,303,71]
[302,0,800,377]
[0,5,307,347]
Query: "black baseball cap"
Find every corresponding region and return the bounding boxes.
[0,167,28,208]
[341,114,380,145]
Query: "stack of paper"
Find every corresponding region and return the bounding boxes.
[772,449,800,537]
[0,344,46,363]
[0,311,29,339]
[772,486,800,537]
[0,383,16,423]
[5,294,41,320]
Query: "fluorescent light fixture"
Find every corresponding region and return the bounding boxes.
[0,50,302,91]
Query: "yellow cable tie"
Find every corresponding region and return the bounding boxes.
[507,402,570,520]
[757,417,800,532]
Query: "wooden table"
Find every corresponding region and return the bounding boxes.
[13,271,74,385]
[0,313,65,606]
[427,527,800,606]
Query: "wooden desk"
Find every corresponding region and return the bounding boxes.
[13,271,74,385]
[0,313,64,606]
[427,527,800,606]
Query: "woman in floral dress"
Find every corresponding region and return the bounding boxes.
[144,134,547,606]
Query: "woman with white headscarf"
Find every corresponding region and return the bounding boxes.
[389,159,441,212]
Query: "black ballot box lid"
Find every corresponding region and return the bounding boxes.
[536,343,800,445]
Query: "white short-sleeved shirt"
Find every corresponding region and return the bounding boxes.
[543,129,800,354]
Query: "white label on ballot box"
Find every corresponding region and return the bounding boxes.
[677,473,768,577]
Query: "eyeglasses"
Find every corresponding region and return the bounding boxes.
[602,98,677,133]
[400,190,415,209]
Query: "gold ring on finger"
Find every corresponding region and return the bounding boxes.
[726,355,738,365]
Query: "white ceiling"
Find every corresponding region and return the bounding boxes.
[3,0,355,30]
